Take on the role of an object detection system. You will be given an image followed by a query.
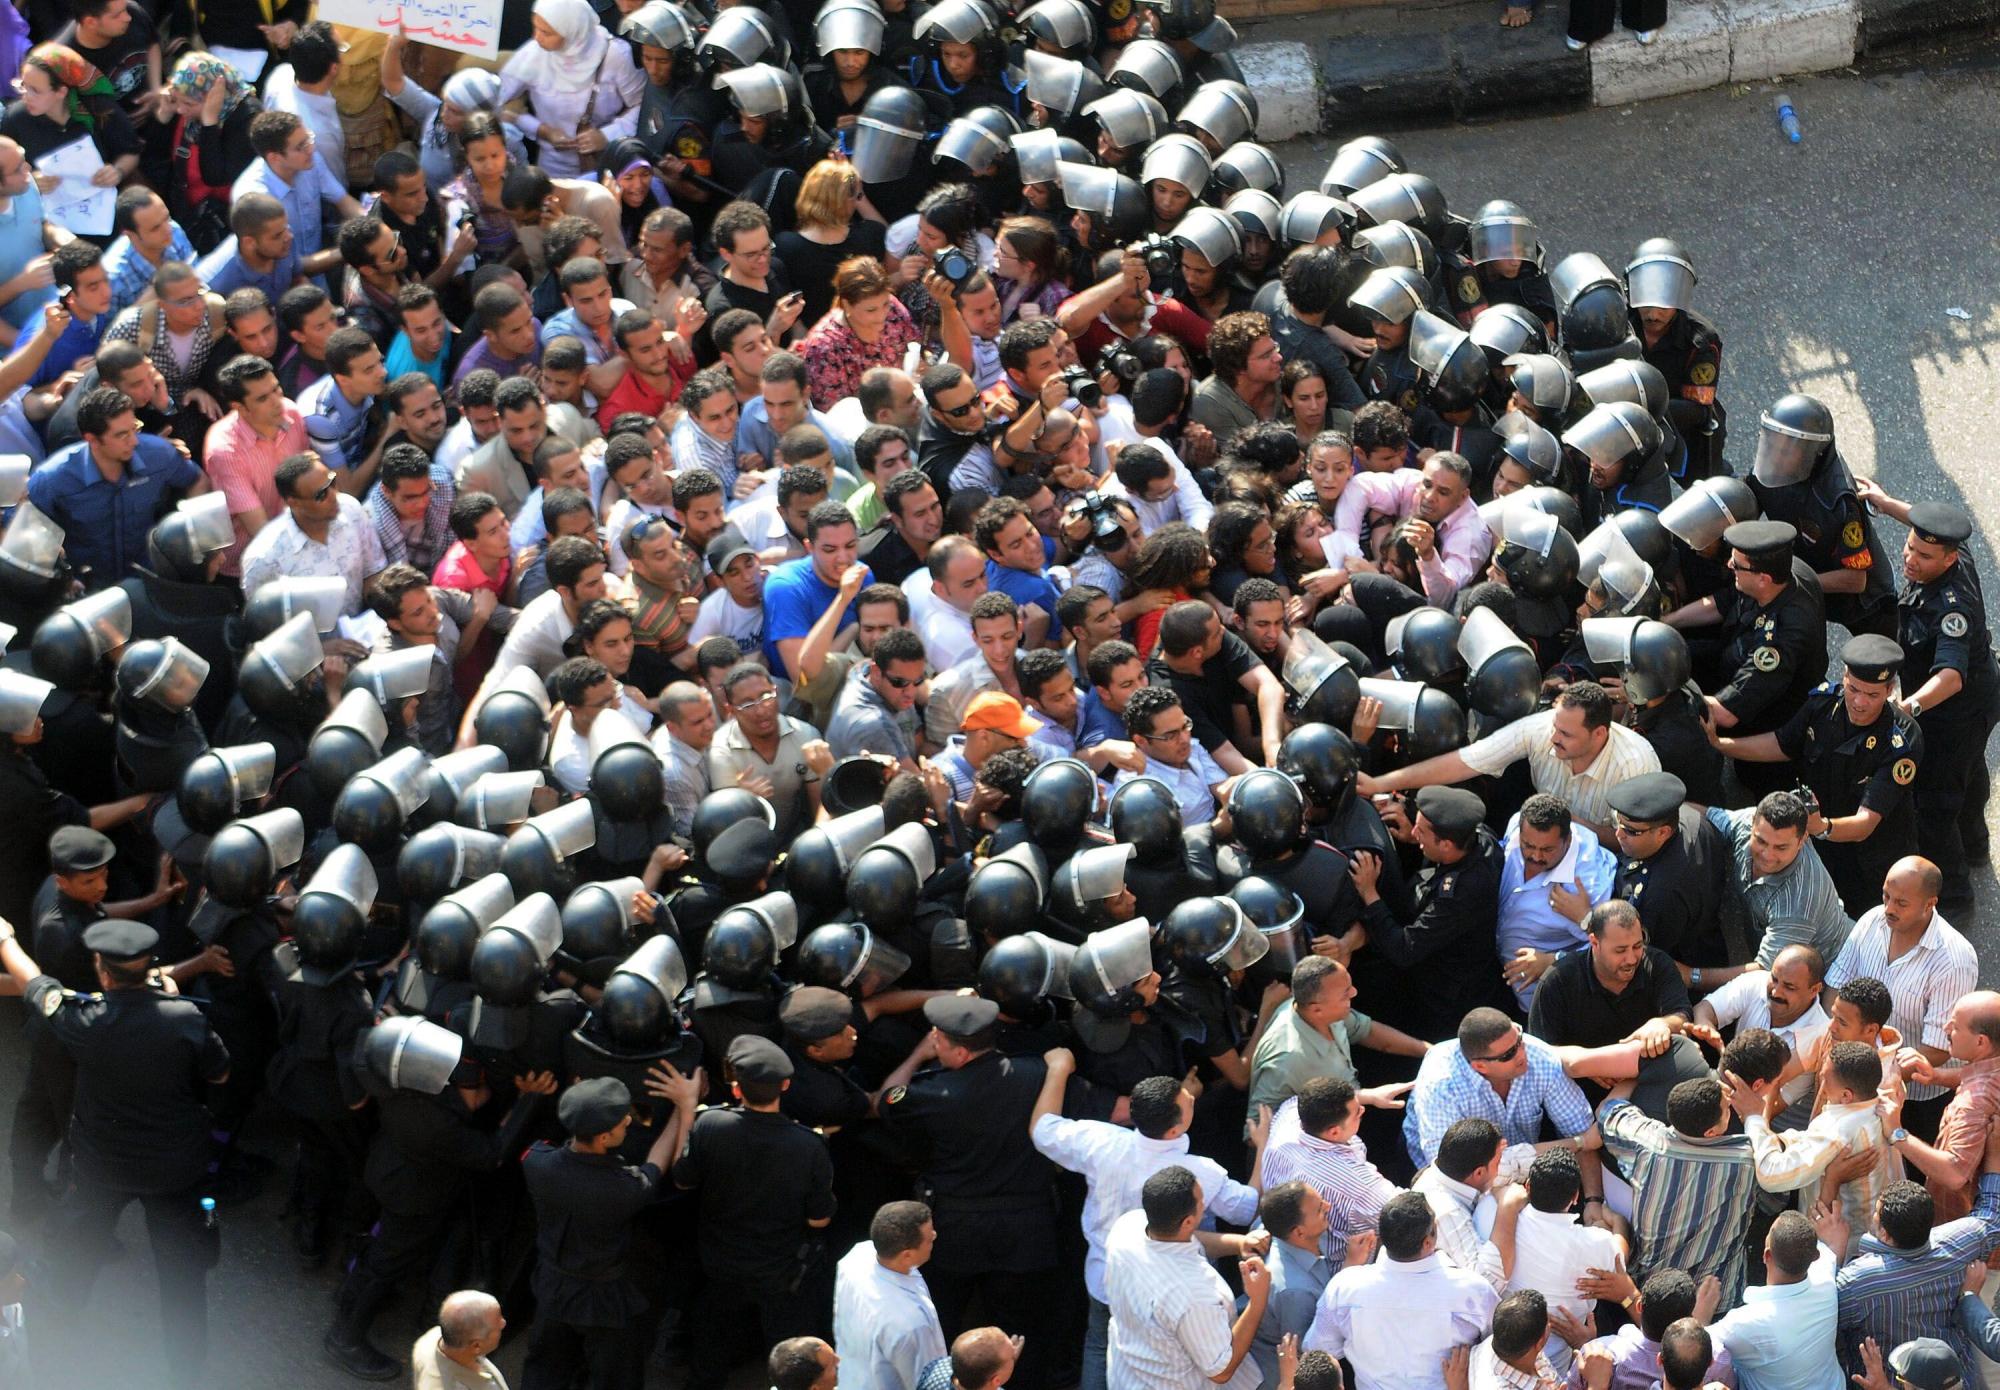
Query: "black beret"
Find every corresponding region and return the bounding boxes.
[707,817,779,886]
[727,1033,795,1082]
[82,919,157,962]
[780,985,855,1043]
[1840,634,1904,686]
[1722,519,1797,561]
[556,1076,632,1138]
[1414,785,1485,837]
[1908,502,1972,550]
[1606,771,1687,824]
[924,994,1001,1040]
[49,826,115,875]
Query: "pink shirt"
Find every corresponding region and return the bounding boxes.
[203,402,308,574]
[1331,467,1494,608]
[432,539,510,598]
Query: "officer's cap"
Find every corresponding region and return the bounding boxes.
[1840,634,1904,686]
[49,825,115,875]
[82,918,158,962]
[556,1075,633,1138]
[1887,1339,1963,1390]
[727,1033,795,1083]
[1722,519,1797,565]
[780,985,855,1043]
[924,993,1001,1042]
[1413,785,1485,838]
[708,817,779,887]
[1908,502,1972,550]
[1606,771,1687,825]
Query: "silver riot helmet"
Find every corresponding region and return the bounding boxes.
[813,0,885,54]
[934,106,1020,176]
[850,85,935,184]
[1348,266,1429,327]
[1625,237,1696,312]
[1106,39,1184,103]
[1467,200,1542,267]
[1319,135,1404,196]
[1017,0,1095,51]
[1021,51,1106,120]
[1174,80,1255,151]
[1208,142,1283,201]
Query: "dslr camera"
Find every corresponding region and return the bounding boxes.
[933,245,978,292]
[1059,364,1102,409]
[1134,233,1182,297]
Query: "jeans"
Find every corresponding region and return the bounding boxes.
[1080,1296,1111,1390]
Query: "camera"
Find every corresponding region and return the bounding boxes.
[1097,341,1142,391]
[457,207,478,231]
[933,246,977,292]
[1065,490,1126,545]
[1135,233,1181,297]
[1059,364,1102,409]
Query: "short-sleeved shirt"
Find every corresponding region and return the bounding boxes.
[195,236,304,304]
[26,437,203,588]
[203,404,309,572]
[1146,631,1262,759]
[670,1105,835,1284]
[238,493,388,615]
[297,375,377,474]
[1248,1000,1373,1115]
[705,714,822,841]
[763,557,867,680]
[1459,710,1662,829]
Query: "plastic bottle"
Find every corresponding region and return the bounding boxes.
[1774,94,1801,143]
[201,1196,217,1229]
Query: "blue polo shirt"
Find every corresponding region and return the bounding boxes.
[1075,687,1121,749]
[26,306,106,387]
[985,561,1065,641]
[27,436,203,588]
[763,556,870,680]
[195,235,304,305]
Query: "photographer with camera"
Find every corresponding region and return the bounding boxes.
[1190,310,1284,454]
[1056,242,1212,370]
[1262,246,1371,408]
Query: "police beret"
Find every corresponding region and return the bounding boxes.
[556,1076,633,1138]
[924,994,1001,1040]
[1840,634,1904,686]
[727,1033,795,1083]
[1606,771,1687,824]
[1887,1339,1963,1390]
[707,817,779,886]
[49,826,115,875]
[1722,519,1797,560]
[82,919,157,962]
[1413,785,1485,837]
[780,985,855,1043]
[1908,502,1972,550]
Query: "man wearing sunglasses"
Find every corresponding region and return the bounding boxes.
[827,626,928,772]
[1405,1002,1601,1182]
[1606,771,1746,977]
[915,360,994,503]
[238,450,385,617]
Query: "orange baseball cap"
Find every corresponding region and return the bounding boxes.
[961,691,1041,739]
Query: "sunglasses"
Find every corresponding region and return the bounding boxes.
[938,397,981,419]
[1475,1037,1525,1066]
[881,670,921,689]
[305,478,337,502]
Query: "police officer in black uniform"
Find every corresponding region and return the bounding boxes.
[1715,633,1922,917]
[777,985,876,1130]
[521,1070,701,1390]
[1628,239,1726,482]
[1605,772,1747,973]
[0,918,229,1390]
[673,1034,838,1390]
[879,994,1078,1390]
[1869,495,2000,923]
[1696,520,1828,796]
[1746,394,1897,638]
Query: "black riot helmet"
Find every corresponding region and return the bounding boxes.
[600,936,690,1049]
[237,611,327,727]
[963,842,1049,944]
[1357,677,1466,762]
[1068,919,1157,1018]
[1490,501,1579,602]
[1751,392,1836,489]
[787,805,885,906]
[416,873,514,979]
[291,845,379,986]
[1458,608,1540,724]
[845,822,936,930]
[1278,723,1360,823]
[1108,776,1184,865]
[332,746,432,853]
[145,492,235,584]
[1228,875,1308,977]
[202,807,306,909]
[473,667,551,772]
[417,746,508,829]
[239,576,345,646]
[587,706,664,822]
[1581,617,1693,704]
[32,588,131,690]
[977,931,1075,1018]
[559,875,646,985]
[397,823,506,906]
[701,910,775,991]
[691,787,777,867]
[1022,758,1097,849]
[1227,769,1306,860]
[1550,252,1634,358]
[1319,135,1404,197]
[1160,896,1267,979]
[115,637,210,715]
[1281,630,1360,729]
[307,688,390,800]
[797,922,912,998]
[469,893,562,1007]
[1386,607,1467,686]
[177,742,277,836]
[500,799,599,900]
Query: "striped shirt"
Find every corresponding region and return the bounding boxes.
[1833,1173,2000,1385]
[1600,1098,1759,1307]
[103,223,197,321]
[1705,807,1854,968]
[650,726,710,841]
[1825,908,1977,1102]
[1411,1166,1506,1293]
[1458,710,1661,830]
[1405,1038,1595,1172]
[1744,1101,1894,1248]
[1105,1208,1261,1390]
[1263,1097,1401,1241]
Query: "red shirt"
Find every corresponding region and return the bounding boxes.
[432,540,510,598]
[1071,295,1213,368]
[596,359,690,432]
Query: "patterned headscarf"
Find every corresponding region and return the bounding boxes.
[167,52,250,119]
[23,43,115,131]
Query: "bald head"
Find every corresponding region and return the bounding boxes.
[950,1327,1021,1390]
[1771,944,1824,985]
[1951,991,2000,1063]
[437,1290,501,1351]
[1881,855,1943,934]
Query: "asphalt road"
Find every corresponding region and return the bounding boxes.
[6,38,2000,1390]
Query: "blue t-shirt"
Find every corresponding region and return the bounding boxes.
[27,306,105,387]
[27,435,203,587]
[196,235,304,305]
[763,556,869,680]
[1076,686,1122,749]
[986,561,1065,641]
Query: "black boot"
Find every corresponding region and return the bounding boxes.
[322,1278,401,1381]
[294,1200,328,1266]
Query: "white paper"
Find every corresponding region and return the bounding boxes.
[338,611,389,648]
[1319,530,1362,570]
[315,0,505,59]
[35,137,114,237]
[207,44,269,83]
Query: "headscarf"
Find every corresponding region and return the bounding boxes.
[504,0,612,91]
[431,68,502,150]
[168,53,250,119]
[23,43,116,132]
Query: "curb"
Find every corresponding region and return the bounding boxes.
[1236,0,1990,133]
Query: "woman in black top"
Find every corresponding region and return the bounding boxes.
[776,158,892,332]
[2,43,140,174]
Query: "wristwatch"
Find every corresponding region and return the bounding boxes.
[1690,967,1703,989]
[1889,1127,1911,1147]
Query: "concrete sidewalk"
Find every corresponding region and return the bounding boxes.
[1229,0,1993,136]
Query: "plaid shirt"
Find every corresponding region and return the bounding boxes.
[1406,1037,1594,1171]
[103,223,197,321]
[1834,1173,2000,1385]
[367,462,457,574]
[104,301,217,407]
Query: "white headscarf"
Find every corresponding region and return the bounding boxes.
[505,0,612,91]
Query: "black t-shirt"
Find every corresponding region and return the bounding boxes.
[1,101,142,165]
[671,1105,836,1283]
[1147,630,1260,759]
[776,221,889,335]
[698,267,794,365]
[1526,946,1693,1052]
[57,11,157,116]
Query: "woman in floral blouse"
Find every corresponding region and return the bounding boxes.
[800,257,923,412]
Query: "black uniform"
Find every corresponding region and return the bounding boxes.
[9,882,101,1218]
[672,1105,837,1390]
[1479,265,1557,335]
[1750,456,1897,637]
[881,1049,1067,1390]
[1712,578,1827,739]
[1775,687,1922,917]
[29,973,230,1388]
[1615,806,1746,967]
[0,749,89,935]
[522,1142,669,1389]
[1359,343,1421,416]
[265,970,376,1257]
[1898,554,2000,920]
[1637,307,1726,482]
[1355,827,1511,1037]
[1631,686,1727,810]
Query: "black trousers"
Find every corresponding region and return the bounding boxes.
[1568,0,1666,39]
[47,1174,213,1390]
[685,1269,826,1390]
[1914,712,1995,921]
[8,1044,73,1218]
[928,1265,1060,1390]
[521,1316,646,1390]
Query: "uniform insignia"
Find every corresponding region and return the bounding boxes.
[1892,758,1917,786]
[41,988,63,1016]
[1942,612,1969,638]
[1689,361,1717,386]
[1865,736,1876,750]
[674,133,704,158]
[1752,646,1781,673]
[885,1085,907,1105]
[1439,875,1454,894]
[1842,520,1865,549]
[1400,389,1420,413]
[1108,0,1131,19]
[1892,733,1903,749]
[1459,274,1480,304]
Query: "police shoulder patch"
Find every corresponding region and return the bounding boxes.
[1841,520,1865,549]
[885,1085,907,1106]
[1108,0,1131,18]
[1942,612,1970,638]
[1458,274,1480,304]
[1689,361,1717,386]
[1892,758,1917,786]
[675,133,704,159]
[1752,646,1781,673]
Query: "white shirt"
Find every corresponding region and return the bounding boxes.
[1710,1243,1843,1390]
[1505,1207,1622,1375]
[1410,1167,1506,1293]
[1101,443,1215,535]
[1825,906,1977,1101]
[1700,971,1831,1115]
[472,590,574,696]
[1104,1209,1259,1390]
[1032,1113,1260,1303]
[731,495,805,562]
[902,568,977,669]
[239,494,387,616]
[688,588,764,659]
[1306,1251,1499,1390]
[262,66,346,190]
[1111,748,1226,827]
[1457,711,1662,830]
[832,1244,947,1390]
